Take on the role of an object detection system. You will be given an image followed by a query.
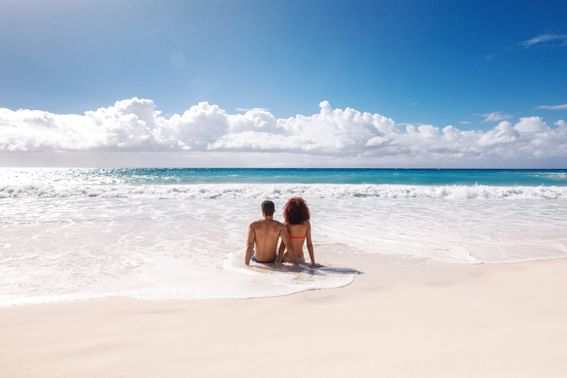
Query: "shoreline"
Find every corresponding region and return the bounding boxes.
[3,253,567,309]
[2,256,567,377]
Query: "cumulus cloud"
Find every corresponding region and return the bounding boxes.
[482,112,512,122]
[1,98,567,164]
[520,33,567,48]
[537,103,567,111]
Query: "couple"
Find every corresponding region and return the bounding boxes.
[245,197,317,267]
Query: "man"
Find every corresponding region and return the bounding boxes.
[245,200,292,265]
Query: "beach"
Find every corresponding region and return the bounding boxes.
[2,254,567,377]
[1,168,567,376]
[2,0,567,375]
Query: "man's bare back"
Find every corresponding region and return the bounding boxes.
[245,200,292,265]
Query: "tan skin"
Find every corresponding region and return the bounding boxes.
[277,220,316,266]
[245,212,293,266]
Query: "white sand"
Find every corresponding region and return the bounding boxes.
[2,255,567,377]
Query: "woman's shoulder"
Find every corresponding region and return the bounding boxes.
[297,221,310,231]
[287,222,309,229]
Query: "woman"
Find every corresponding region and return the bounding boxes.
[278,197,316,266]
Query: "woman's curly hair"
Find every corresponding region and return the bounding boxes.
[283,197,310,225]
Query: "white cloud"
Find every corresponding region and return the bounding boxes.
[514,116,548,133]
[210,100,398,155]
[488,33,567,61]
[537,103,567,111]
[1,98,567,166]
[478,121,518,146]
[482,112,512,122]
[520,33,567,48]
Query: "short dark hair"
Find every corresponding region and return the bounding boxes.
[261,200,275,216]
[283,197,310,225]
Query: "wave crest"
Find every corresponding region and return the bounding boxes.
[1,183,566,200]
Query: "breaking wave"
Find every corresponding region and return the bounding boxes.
[1,183,567,200]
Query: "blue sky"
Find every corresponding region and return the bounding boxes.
[0,0,566,167]
[1,0,566,126]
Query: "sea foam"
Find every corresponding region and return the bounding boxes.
[1,183,567,200]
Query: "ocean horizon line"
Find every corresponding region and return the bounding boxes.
[2,166,567,171]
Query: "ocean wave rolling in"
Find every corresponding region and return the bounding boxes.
[2,167,567,186]
[1,168,566,306]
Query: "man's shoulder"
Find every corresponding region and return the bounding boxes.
[249,219,284,226]
[249,219,284,229]
[249,219,275,227]
[271,220,285,228]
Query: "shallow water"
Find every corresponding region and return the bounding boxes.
[1,168,566,306]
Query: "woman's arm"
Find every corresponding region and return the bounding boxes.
[306,221,315,266]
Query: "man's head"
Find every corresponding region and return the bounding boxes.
[261,200,275,217]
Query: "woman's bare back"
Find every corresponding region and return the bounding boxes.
[281,221,315,265]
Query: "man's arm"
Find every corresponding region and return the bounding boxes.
[245,223,255,266]
[278,225,293,263]
[277,239,286,263]
[306,221,316,266]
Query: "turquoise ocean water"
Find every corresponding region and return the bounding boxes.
[70,168,567,185]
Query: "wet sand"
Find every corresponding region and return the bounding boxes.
[2,255,567,377]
